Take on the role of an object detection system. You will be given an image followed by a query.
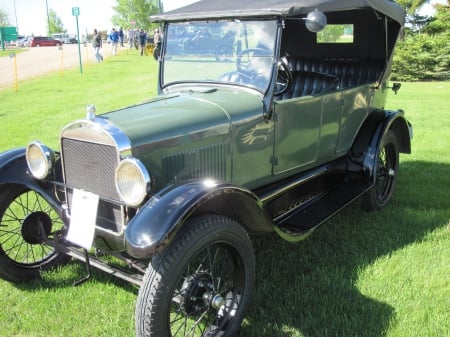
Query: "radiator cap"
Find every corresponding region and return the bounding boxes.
[86,104,96,120]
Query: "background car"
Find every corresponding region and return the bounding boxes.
[29,36,62,47]
[17,36,32,47]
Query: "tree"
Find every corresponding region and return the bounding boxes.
[423,0,450,35]
[0,7,10,26]
[112,0,160,30]
[396,0,430,33]
[396,0,429,15]
[391,0,450,81]
[48,9,66,34]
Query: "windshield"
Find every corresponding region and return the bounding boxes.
[162,20,278,92]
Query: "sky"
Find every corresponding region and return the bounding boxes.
[3,0,199,37]
[2,0,446,37]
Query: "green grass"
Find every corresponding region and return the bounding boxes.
[0,48,26,57]
[0,59,449,337]
[0,49,158,150]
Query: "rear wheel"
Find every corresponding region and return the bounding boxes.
[136,215,255,337]
[362,130,399,210]
[0,184,70,282]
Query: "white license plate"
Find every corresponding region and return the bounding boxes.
[66,189,99,249]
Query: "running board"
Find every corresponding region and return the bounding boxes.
[275,177,372,240]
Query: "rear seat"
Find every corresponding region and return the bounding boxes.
[279,57,385,100]
[279,71,339,100]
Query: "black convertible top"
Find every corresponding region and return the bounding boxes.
[152,0,405,25]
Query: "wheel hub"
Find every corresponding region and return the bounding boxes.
[21,211,52,244]
[209,293,224,309]
[180,273,223,315]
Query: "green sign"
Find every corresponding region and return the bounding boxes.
[72,7,80,16]
[0,27,17,42]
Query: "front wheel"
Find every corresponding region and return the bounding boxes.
[362,130,399,210]
[136,215,255,337]
[0,184,70,282]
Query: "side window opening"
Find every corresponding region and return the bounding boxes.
[317,24,354,44]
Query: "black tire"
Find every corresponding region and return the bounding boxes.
[362,130,399,210]
[0,184,70,282]
[136,215,255,337]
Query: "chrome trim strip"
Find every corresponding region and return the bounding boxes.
[60,117,132,158]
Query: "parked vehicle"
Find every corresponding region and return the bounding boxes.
[52,33,78,44]
[0,1,411,336]
[17,36,32,47]
[29,36,62,47]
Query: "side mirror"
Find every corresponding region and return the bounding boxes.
[304,10,327,33]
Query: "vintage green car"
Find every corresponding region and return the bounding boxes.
[0,0,411,336]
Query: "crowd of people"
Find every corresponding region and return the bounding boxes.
[91,26,161,62]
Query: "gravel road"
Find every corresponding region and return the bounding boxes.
[0,44,101,90]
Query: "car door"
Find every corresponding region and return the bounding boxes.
[272,90,341,174]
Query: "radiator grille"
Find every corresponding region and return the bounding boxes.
[61,138,120,201]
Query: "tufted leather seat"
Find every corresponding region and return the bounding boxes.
[286,58,385,90]
[279,71,339,100]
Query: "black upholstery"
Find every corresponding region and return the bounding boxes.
[220,57,385,101]
[286,58,385,90]
[280,71,339,100]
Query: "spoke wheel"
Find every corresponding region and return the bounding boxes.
[136,215,255,337]
[0,184,70,282]
[363,130,399,210]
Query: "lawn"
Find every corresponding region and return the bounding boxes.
[0,53,449,337]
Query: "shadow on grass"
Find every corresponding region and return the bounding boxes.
[242,160,449,337]
[15,260,139,295]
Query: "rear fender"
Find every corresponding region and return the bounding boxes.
[125,180,273,259]
[351,109,412,179]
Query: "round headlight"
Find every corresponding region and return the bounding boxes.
[115,158,150,206]
[26,141,55,180]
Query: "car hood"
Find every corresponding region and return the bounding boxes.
[101,86,263,154]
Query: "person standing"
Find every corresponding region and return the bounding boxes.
[128,28,135,49]
[92,29,103,63]
[119,27,124,47]
[153,28,161,60]
[139,28,147,56]
[153,28,161,45]
[109,28,119,56]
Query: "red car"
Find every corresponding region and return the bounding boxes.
[29,36,62,47]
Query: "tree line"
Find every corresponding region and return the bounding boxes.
[393,0,450,81]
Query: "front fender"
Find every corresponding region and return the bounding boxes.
[125,180,273,258]
[0,148,64,216]
[0,148,28,184]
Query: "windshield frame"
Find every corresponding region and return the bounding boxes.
[159,19,280,94]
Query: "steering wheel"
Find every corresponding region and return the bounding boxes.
[236,48,271,74]
[274,60,292,96]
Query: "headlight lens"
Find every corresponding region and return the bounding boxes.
[25,141,54,180]
[115,158,150,206]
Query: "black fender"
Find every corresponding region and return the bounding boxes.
[351,109,412,179]
[0,148,65,217]
[125,180,273,259]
